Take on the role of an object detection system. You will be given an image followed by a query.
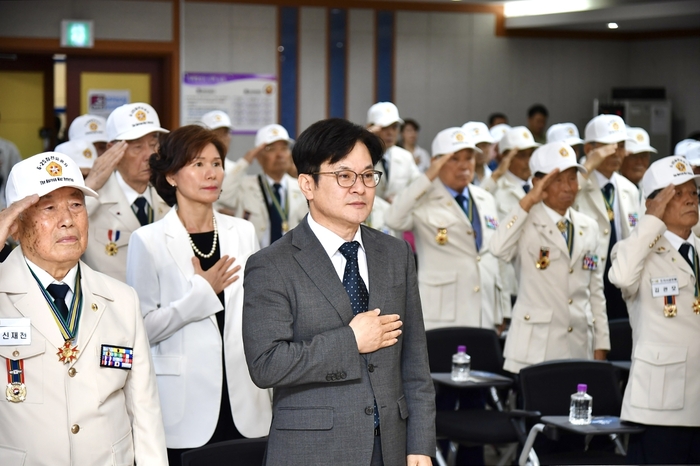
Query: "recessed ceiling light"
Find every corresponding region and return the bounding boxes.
[608,22,619,29]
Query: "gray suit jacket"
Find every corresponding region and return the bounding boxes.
[242,216,436,465]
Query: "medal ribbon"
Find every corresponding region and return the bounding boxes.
[566,220,574,257]
[692,248,700,299]
[602,183,615,220]
[108,229,120,242]
[6,359,24,386]
[28,266,83,341]
[262,177,289,224]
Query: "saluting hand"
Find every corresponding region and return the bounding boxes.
[242,142,269,164]
[582,143,617,178]
[519,168,560,213]
[424,152,455,181]
[349,309,403,354]
[0,194,39,244]
[192,255,241,294]
[645,184,676,220]
[490,148,518,182]
[84,141,128,191]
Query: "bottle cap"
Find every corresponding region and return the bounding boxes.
[577,384,587,392]
[457,345,466,353]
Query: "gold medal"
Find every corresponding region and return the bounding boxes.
[282,221,289,233]
[556,220,566,233]
[693,299,700,315]
[57,341,79,364]
[607,210,614,221]
[105,242,118,256]
[664,304,677,317]
[536,247,550,270]
[435,228,448,245]
[6,382,26,403]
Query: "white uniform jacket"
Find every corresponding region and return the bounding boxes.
[83,173,169,282]
[0,249,167,466]
[574,172,641,264]
[386,175,510,330]
[126,209,272,448]
[609,215,700,427]
[491,203,610,373]
[374,145,421,203]
[364,196,395,236]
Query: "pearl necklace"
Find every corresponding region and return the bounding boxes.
[188,216,218,259]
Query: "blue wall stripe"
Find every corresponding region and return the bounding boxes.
[328,8,347,119]
[279,7,299,138]
[375,10,394,103]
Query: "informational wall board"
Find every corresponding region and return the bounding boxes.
[86,89,131,118]
[182,73,277,134]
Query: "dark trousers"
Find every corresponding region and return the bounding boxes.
[604,256,628,320]
[628,424,700,464]
[371,433,384,466]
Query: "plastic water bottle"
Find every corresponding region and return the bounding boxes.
[569,383,593,425]
[451,345,471,382]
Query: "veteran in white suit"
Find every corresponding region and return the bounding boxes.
[574,114,641,320]
[386,127,510,330]
[609,156,700,464]
[125,126,271,464]
[218,124,308,248]
[367,103,421,204]
[0,152,167,465]
[491,142,610,374]
[82,102,170,282]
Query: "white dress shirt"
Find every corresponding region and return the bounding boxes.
[307,213,369,291]
[25,258,79,306]
[116,171,152,206]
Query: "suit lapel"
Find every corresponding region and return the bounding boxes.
[71,265,109,366]
[216,212,239,313]
[101,175,142,231]
[585,174,609,225]
[569,211,588,266]
[292,218,354,325]
[430,180,471,228]
[363,227,388,313]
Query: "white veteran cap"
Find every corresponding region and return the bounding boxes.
[546,123,584,146]
[255,124,293,147]
[675,139,697,156]
[367,102,403,128]
[432,127,479,158]
[55,140,96,169]
[200,110,232,130]
[642,156,700,198]
[683,141,700,167]
[529,141,587,176]
[489,123,511,144]
[106,102,169,141]
[68,114,107,143]
[584,114,632,144]
[462,121,495,145]
[499,126,540,153]
[6,152,98,206]
[625,127,657,154]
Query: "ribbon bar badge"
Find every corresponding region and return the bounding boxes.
[101,345,133,370]
[6,358,26,402]
[106,230,120,256]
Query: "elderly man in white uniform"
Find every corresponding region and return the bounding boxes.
[491,142,610,373]
[81,103,170,282]
[609,156,700,464]
[574,114,641,321]
[0,152,167,465]
[386,127,509,330]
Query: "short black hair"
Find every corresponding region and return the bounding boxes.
[401,118,420,132]
[488,113,508,127]
[688,131,700,141]
[292,118,384,182]
[150,125,226,206]
[528,104,549,119]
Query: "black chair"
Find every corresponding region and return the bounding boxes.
[518,359,629,465]
[426,327,538,466]
[607,318,632,361]
[181,438,267,466]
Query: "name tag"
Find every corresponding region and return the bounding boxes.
[651,277,679,298]
[0,318,32,346]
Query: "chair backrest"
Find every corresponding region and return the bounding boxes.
[518,359,622,417]
[425,326,504,374]
[181,438,267,466]
[607,318,632,361]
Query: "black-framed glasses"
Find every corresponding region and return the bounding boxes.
[312,170,383,188]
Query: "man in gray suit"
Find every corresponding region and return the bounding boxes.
[243,118,435,466]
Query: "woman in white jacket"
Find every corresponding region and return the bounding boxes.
[126,125,272,465]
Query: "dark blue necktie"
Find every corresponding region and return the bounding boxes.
[523,184,531,194]
[382,156,390,181]
[602,183,617,254]
[338,241,369,316]
[455,193,482,250]
[132,197,151,227]
[269,183,283,243]
[47,283,70,321]
[338,241,378,428]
